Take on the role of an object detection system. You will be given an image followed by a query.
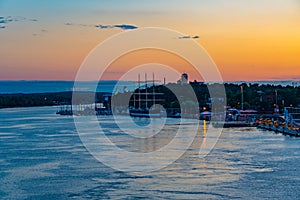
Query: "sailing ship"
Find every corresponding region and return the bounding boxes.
[129,73,164,118]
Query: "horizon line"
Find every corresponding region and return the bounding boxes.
[0,79,300,83]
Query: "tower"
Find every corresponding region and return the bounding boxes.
[181,73,188,84]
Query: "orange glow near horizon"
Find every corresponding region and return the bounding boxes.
[0,1,300,81]
[101,49,203,82]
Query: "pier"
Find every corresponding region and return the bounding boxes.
[257,107,300,137]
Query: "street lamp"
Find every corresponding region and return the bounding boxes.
[275,90,278,106]
[241,85,244,110]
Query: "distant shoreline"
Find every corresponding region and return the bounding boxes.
[1,82,299,112]
[0,91,110,109]
[0,92,73,109]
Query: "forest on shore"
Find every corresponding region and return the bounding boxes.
[1,83,300,114]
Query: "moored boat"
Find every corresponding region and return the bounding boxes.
[129,73,164,118]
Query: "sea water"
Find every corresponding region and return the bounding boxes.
[0,81,136,94]
[0,106,300,199]
[0,80,299,94]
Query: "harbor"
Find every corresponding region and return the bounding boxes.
[56,101,300,137]
[54,73,300,137]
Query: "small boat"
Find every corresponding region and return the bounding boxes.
[167,112,181,118]
[199,111,212,120]
[129,107,162,118]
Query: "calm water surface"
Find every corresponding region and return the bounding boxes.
[0,107,300,199]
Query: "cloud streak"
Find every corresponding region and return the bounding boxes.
[95,24,138,30]
[178,35,200,39]
[113,24,138,30]
[32,29,48,37]
[64,22,91,27]
[0,16,38,30]
[64,22,138,31]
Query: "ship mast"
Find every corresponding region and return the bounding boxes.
[153,73,155,108]
[138,73,141,109]
[133,87,136,108]
[145,73,148,109]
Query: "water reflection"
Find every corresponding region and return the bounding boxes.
[0,107,300,199]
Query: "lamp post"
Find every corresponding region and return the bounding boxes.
[275,90,278,106]
[241,85,244,110]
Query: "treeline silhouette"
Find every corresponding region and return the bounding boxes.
[1,83,299,113]
[113,82,300,113]
[0,92,73,108]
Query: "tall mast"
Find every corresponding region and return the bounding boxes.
[145,73,148,109]
[153,73,155,108]
[138,73,141,109]
[133,87,136,108]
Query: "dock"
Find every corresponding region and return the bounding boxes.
[213,121,257,128]
[257,123,300,137]
[257,107,300,137]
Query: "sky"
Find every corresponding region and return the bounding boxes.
[0,0,300,81]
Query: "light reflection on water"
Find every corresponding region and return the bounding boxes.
[0,107,300,199]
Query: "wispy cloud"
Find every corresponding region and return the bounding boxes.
[178,35,200,39]
[0,16,15,29]
[64,22,73,26]
[94,24,112,29]
[29,18,38,22]
[113,24,138,30]
[95,24,138,30]
[64,22,95,28]
[0,16,38,30]
[65,22,138,31]
[32,29,48,37]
